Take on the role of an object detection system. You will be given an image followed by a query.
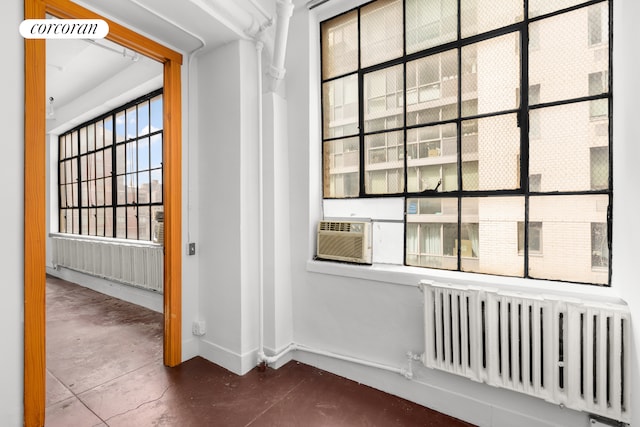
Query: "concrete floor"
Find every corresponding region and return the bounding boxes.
[45,275,474,426]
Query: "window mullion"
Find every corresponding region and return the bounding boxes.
[521,1,530,278]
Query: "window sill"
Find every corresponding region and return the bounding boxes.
[306,259,624,304]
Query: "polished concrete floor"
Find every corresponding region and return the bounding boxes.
[45,275,474,426]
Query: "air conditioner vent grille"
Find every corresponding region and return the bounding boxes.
[318,235,364,259]
[319,221,352,232]
[316,220,372,264]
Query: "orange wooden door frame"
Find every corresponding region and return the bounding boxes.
[24,0,183,425]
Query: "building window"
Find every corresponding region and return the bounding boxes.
[321,1,611,285]
[518,221,542,254]
[591,222,608,269]
[58,89,163,241]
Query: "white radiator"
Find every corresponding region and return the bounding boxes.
[419,280,630,423]
[51,235,163,293]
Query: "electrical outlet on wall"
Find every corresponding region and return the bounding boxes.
[192,320,206,336]
[188,242,196,255]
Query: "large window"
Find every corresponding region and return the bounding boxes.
[321,0,611,285]
[58,89,163,241]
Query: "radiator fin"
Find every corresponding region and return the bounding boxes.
[420,281,630,423]
[52,236,163,293]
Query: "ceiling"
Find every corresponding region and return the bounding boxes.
[45,0,305,133]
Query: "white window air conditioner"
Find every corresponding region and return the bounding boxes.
[316,220,372,264]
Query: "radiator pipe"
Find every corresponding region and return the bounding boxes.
[259,342,415,380]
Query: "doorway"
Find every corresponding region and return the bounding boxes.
[24,1,183,425]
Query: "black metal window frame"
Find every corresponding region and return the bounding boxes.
[320,0,613,285]
[58,88,163,241]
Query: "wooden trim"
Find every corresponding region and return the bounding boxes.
[24,0,46,424]
[24,0,183,424]
[163,60,182,367]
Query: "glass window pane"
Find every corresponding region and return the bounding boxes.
[126,173,137,204]
[81,209,88,235]
[59,136,65,159]
[65,134,72,159]
[116,144,125,175]
[462,113,520,191]
[529,101,608,192]
[87,153,95,180]
[462,32,520,117]
[590,146,608,190]
[322,10,358,79]
[96,207,105,237]
[95,151,103,179]
[59,162,66,186]
[406,197,458,269]
[461,0,523,38]
[365,131,404,194]
[71,209,79,234]
[407,50,458,127]
[461,197,525,276]
[95,120,104,149]
[127,206,138,240]
[151,170,163,203]
[115,111,126,143]
[150,134,163,169]
[360,0,403,68]
[407,123,458,192]
[80,127,87,154]
[138,101,150,136]
[116,175,126,205]
[126,141,137,174]
[96,178,104,206]
[71,132,78,157]
[104,116,113,146]
[116,207,126,239]
[529,4,609,104]
[150,95,163,132]
[87,123,95,152]
[138,137,150,170]
[138,205,150,241]
[104,147,113,177]
[59,209,67,233]
[80,182,88,207]
[105,207,114,238]
[364,65,404,132]
[59,184,67,208]
[406,0,457,53]
[323,75,359,138]
[530,0,593,19]
[138,171,150,204]
[529,195,609,284]
[323,137,359,198]
[105,177,112,206]
[127,106,137,139]
[80,155,88,181]
[87,180,96,207]
[88,208,96,236]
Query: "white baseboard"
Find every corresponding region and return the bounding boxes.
[198,339,258,375]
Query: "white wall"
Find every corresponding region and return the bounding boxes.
[283,1,639,426]
[196,40,261,374]
[2,0,25,424]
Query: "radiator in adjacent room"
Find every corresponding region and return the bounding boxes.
[51,235,163,293]
[419,280,630,423]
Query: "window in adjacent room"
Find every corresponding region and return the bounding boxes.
[58,89,163,241]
